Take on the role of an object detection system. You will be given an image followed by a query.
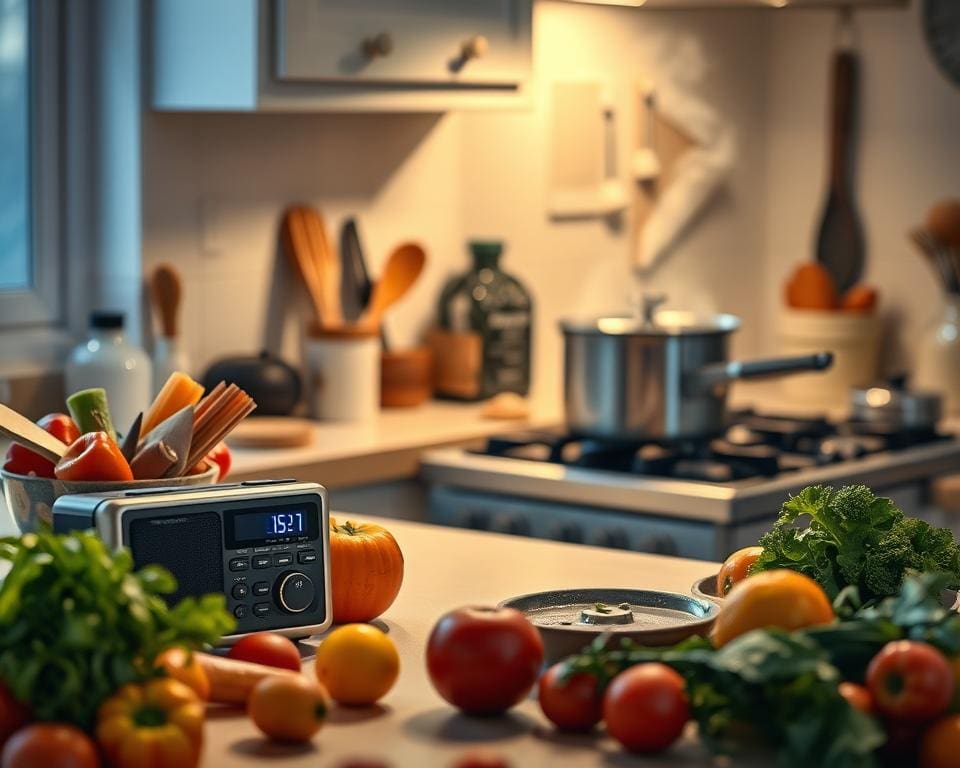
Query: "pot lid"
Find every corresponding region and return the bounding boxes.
[560,309,741,337]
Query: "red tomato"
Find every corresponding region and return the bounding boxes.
[867,641,954,722]
[228,632,301,672]
[838,682,874,714]
[537,663,602,732]
[3,414,80,478]
[426,606,544,715]
[1,723,99,768]
[206,441,232,482]
[0,683,29,749]
[449,750,510,768]
[921,715,960,768]
[603,663,689,754]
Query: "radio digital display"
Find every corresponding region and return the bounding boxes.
[228,503,319,547]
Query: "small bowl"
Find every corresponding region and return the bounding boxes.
[692,573,724,604]
[1,466,219,534]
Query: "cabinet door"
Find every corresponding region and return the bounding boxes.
[274,0,531,89]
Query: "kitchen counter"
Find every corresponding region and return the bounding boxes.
[208,517,726,767]
[228,400,562,489]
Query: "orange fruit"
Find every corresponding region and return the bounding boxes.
[920,715,960,768]
[716,546,763,596]
[156,647,211,701]
[710,569,834,647]
[314,624,399,706]
[248,674,329,743]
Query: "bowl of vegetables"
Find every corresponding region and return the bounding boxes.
[2,373,248,533]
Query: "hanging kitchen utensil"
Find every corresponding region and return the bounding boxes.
[814,34,864,295]
[0,403,68,464]
[632,85,661,183]
[340,217,374,324]
[360,242,427,331]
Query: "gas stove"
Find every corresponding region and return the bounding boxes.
[421,410,960,561]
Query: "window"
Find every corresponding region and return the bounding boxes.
[0,0,60,327]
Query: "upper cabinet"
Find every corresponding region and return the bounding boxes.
[151,0,533,112]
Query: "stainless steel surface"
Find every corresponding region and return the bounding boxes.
[421,437,960,524]
[561,310,832,441]
[851,386,943,431]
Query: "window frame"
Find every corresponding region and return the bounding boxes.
[0,0,62,328]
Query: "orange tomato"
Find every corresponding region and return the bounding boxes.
[716,546,763,596]
[314,624,399,706]
[785,263,838,310]
[710,569,834,648]
[838,682,874,714]
[248,675,329,743]
[156,648,211,701]
[1,724,99,768]
[329,518,404,624]
[920,715,960,768]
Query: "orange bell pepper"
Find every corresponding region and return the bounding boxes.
[96,678,204,768]
[54,431,133,482]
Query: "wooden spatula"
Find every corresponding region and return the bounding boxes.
[360,242,427,330]
[301,207,343,327]
[282,207,328,328]
[150,263,182,338]
[0,403,69,464]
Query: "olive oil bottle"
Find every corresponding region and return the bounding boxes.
[432,241,532,400]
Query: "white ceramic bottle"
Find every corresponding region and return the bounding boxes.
[64,311,153,434]
[915,296,960,415]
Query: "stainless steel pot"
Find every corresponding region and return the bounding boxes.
[850,384,942,431]
[561,301,833,441]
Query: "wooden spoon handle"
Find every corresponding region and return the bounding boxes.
[0,404,68,464]
[282,208,327,328]
[829,50,856,191]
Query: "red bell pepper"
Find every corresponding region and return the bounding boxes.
[54,432,133,482]
[4,413,80,478]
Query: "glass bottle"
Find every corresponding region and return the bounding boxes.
[433,241,532,400]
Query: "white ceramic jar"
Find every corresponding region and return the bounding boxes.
[304,328,380,421]
[914,295,960,415]
[64,311,152,434]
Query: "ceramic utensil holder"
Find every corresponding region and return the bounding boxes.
[304,327,380,421]
[914,295,960,415]
[778,308,881,407]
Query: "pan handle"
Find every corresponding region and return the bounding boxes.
[689,352,833,394]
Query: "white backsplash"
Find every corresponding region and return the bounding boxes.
[142,1,960,411]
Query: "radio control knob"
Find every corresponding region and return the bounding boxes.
[277,571,315,614]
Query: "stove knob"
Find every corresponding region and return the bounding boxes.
[593,528,631,549]
[276,571,315,614]
[636,535,678,556]
[492,514,530,536]
[550,523,584,544]
[460,510,490,530]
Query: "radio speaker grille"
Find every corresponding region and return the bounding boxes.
[129,512,223,605]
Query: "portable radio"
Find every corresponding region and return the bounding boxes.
[52,479,331,643]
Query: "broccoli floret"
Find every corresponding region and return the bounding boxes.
[901,518,960,582]
[863,527,913,597]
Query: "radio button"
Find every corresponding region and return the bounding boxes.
[274,552,293,567]
[252,581,270,596]
[297,549,317,564]
[253,555,272,569]
[277,571,315,614]
[229,558,249,572]
[231,583,249,599]
[253,603,271,618]
[233,605,248,619]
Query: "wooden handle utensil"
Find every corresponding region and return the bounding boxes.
[0,403,69,464]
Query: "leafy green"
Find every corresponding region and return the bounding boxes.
[752,485,960,602]
[0,531,234,729]
[564,573,960,768]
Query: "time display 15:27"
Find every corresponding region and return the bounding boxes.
[231,507,313,544]
[267,511,305,536]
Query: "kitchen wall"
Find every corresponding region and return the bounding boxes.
[142,1,959,410]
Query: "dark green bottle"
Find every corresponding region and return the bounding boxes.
[434,241,532,400]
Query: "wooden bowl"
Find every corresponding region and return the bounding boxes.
[692,573,724,604]
[1,466,218,534]
[381,347,433,408]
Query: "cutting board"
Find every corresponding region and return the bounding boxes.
[227,417,315,449]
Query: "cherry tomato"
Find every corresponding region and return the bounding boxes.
[537,663,602,732]
[867,641,954,722]
[449,750,510,768]
[920,715,960,768]
[0,683,29,749]
[248,674,328,743]
[206,441,232,482]
[838,682,874,715]
[4,414,80,478]
[1,723,99,768]
[603,663,689,754]
[228,632,301,672]
[716,546,763,596]
[426,606,544,715]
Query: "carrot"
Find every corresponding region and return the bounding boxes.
[195,652,299,705]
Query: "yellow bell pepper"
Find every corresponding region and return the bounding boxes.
[96,678,204,768]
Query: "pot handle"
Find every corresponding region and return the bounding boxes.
[690,352,834,393]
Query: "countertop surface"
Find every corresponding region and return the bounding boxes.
[209,517,728,767]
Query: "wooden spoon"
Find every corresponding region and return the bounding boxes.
[360,242,427,331]
[300,207,343,327]
[150,263,182,338]
[0,403,68,465]
[282,207,327,328]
